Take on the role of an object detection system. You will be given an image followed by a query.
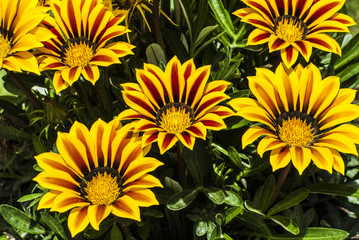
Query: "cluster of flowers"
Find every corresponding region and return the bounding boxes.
[1,0,358,237]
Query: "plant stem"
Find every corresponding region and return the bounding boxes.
[94,81,113,120]
[152,0,165,49]
[7,71,43,109]
[270,163,291,205]
[73,82,97,120]
[177,143,187,189]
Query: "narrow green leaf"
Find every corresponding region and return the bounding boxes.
[17,193,43,203]
[0,124,32,141]
[146,43,166,65]
[225,206,245,224]
[268,215,300,235]
[253,175,275,212]
[202,187,225,205]
[0,204,45,235]
[193,0,209,38]
[208,0,235,38]
[307,183,359,198]
[194,25,218,49]
[167,188,199,211]
[334,32,359,70]
[267,188,309,216]
[228,146,244,170]
[336,61,359,83]
[41,212,68,240]
[244,200,265,216]
[271,227,349,240]
[32,135,47,154]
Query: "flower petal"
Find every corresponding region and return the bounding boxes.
[310,146,333,173]
[52,192,89,213]
[242,125,275,149]
[257,136,286,157]
[289,147,312,175]
[88,205,111,231]
[111,195,141,221]
[270,147,291,172]
[38,190,61,210]
[157,132,178,154]
[68,206,90,238]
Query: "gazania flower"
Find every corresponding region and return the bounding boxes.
[33,118,163,237]
[37,0,135,93]
[0,0,51,74]
[228,63,359,175]
[233,0,356,67]
[118,56,234,154]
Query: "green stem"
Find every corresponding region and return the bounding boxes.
[7,71,43,109]
[270,163,291,205]
[73,82,97,120]
[177,143,187,189]
[94,75,113,120]
[152,0,165,49]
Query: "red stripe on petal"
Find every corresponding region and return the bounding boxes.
[307,38,332,50]
[252,32,271,43]
[311,26,343,33]
[306,2,341,26]
[247,0,274,22]
[84,66,94,80]
[139,72,163,107]
[162,134,176,151]
[90,8,107,41]
[187,126,204,138]
[295,41,307,56]
[272,38,286,50]
[46,62,66,69]
[248,19,271,29]
[137,123,158,131]
[67,0,78,37]
[184,63,193,80]
[144,132,159,145]
[180,132,192,146]
[275,0,285,15]
[196,96,226,116]
[285,46,294,63]
[201,120,222,128]
[43,42,60,54]
[69,67,79,80]
[187,70,208,106]
[171,62,180,102]
[126,95,156,116]
[91,55,115,63]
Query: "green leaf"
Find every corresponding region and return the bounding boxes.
[32,135,47,154]
[167,188,199,211]
[17,193,43,203]
[244,200,265,216]
[307,183,359,198]
[84,218,114,239]
[194,25,218,49]
[0,204,45,235]
[272,227,349,240]
[268,215,300,235]
[267,188,309,216]
[201,187,225,205]
[40,212,68,240]
[208,0,235,38]
[165,177,183,193]
[336,61,359,83]
[146,43,166,66]
[253,175,275,212]
[0,124,32,141]
[110,224,123,240]
[334,32,359,70]
[195,221,208,237]
[228,146,243,170]
[224,190,243,207]
[225,206,245,224]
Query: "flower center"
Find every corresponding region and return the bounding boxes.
[0,28,12,59]
[274,15,308,43]
[156,102,194,134]
[61,37,95,68]
[276,111,318,147]
[80,167,123,205]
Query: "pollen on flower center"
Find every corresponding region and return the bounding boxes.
[274,15,308,43]
[0,33,11,59]
[276,112,318,147]
[61,37,95,68]
[156,102,194,134]
[81,167,122,205]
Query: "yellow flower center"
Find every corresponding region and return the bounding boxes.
[156,102,194,134]
[0,34,11,59]
[278,117,315,147]
[84,170,121,205]
[62,38,95,68]
[274,16,308,43]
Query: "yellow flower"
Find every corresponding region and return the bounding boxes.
[33,118,163,237]
[228,63,359,175]
[233,0,356,67]
[37,0,135,93]
[0,0,51,74]
[118,56,234,154]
